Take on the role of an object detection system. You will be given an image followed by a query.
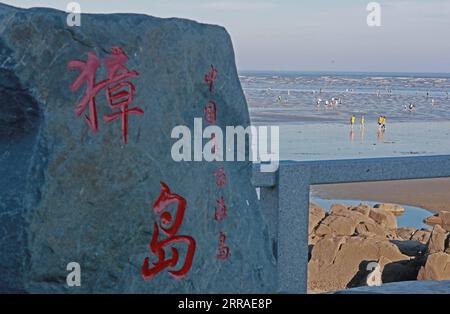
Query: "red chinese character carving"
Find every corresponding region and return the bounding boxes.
[204,64,217,94]
[216,232,230,260]
[210,133,217,156]
[142,182,196,280]
[68,47,144,144]
[204,100,217,125]
[213,167,227,188]
[214,196,227,222]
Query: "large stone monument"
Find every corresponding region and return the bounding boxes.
[0,3,275,293]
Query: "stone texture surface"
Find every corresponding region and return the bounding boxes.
[307,203,450,293]
[0,4,275,293]
[417,252,450,281]
[308,235,409,292]
[308,203,326,235]
[369,207,397,230]
[427,225,448,254]
[411,229,432,244]
[373,203,405,216]
[424,211,450,232]
[314,205,387,238]
[396,227,417,240]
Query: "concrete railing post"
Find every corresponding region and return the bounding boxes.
[259,185,279,261]
[277,165,310,294]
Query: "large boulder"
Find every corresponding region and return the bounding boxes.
[307,203,436,293]
[411,229,432,244]
[381,257,426,283]
[309,203,326,235]
[424,211,450,232]
[369,207,397,230]
[314,205,386,238]
[308,235,408,293]
[349,203,372,216]
[391,240,426,257]
[396,227,417,241]
[427,225,448,254]
[373,203,405,216]
[0,4,275,293]
[417,252,450,281]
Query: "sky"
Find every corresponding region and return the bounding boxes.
[3,0,450,73]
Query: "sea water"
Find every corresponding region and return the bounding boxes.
[241,71,450,126]
[241,71,450,160]
[242,72,448,228]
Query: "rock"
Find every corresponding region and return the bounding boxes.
[417,252,450,281]
[0,4,275,292]
[396,227,417,241]
[369,207,398,230]
[427,225,448,254]
[308,236,408,292]
[329,204,348,214]
[309,203,326,235]
[373,203,405,216]
[382,257,426,283]
[424,211,450,232]
[355,219,386,237]
[314,206,387,237]
[349,204,371,216]
[424,214,442,226]
[411,229,432,244]
[390,240,427,257]
[442,211,450,231]
[315,215,357,237]
[307,203,447,293]
[309,236,346,265]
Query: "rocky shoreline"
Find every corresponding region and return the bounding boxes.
[308,203,450,293]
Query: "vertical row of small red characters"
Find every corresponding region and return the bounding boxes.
[141,182,196,280]
[68,47,144,144]
[204,65,217,125]
[214,168,230,260]
[204,65,230,261]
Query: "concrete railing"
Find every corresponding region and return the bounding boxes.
[252,155,450,293]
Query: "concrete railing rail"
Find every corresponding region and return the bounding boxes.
[252,155,450,293]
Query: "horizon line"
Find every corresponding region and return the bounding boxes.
[238,69,450,76]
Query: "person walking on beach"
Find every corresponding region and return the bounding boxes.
[350,114,356,128]
[381,116,386,130]
[361,115,365,127]
[377,115,386,130]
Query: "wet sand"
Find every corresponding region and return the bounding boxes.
[312,177,450,213]
[272,122,450,215]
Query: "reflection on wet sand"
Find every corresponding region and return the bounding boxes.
[349,125,366,143]
[349,127,355,143]
[377,129,385,142]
